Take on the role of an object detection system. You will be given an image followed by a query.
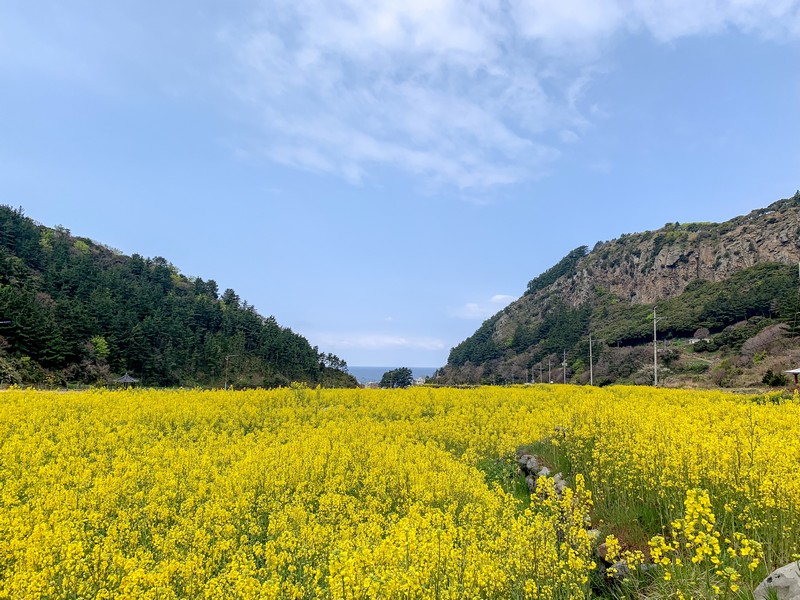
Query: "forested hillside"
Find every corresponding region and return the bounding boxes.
[0,205,356,387]
[439,193,800,387]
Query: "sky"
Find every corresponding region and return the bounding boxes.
[1,1,799,368]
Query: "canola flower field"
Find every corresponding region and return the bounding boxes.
[0,385,797,599]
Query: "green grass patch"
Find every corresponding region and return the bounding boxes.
[475,455,531,506]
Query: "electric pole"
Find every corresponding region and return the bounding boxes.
[589,333,593,386]
[653,307,659,387]
[562,350,567,384]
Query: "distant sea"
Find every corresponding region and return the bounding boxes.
[348,366,438,385]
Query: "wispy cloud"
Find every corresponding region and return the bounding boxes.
[628,1,800,42]
[221,0,576,190]
[448,293,515,319]
[314,332,446,351]
[7,2,798,193]
[221,0,800,191]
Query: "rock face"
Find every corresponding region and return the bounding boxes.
[541,202,800,310]
[497,199,800,337]
[754,562,800,600]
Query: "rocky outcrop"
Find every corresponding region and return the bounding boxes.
[754,562,800,600]
[516,201,800,320]
[516,451,568,496]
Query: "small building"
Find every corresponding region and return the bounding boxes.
[785,368,800,387]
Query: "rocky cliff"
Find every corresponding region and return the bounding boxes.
[553,202,799,307]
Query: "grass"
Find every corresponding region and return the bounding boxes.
[475,455,531,506]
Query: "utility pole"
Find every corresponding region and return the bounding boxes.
[653,307,659,387]
[548,358,551,383]
[795,262,800,337]
[562,350,567,384]
[589,333,593,386]
[539,363,543,384]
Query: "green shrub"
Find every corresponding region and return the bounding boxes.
[762,369,789,387]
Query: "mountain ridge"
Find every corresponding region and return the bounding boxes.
[438,192,800,387]
[0,205,356,388]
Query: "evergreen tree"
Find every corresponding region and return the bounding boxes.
[0,205,356,388]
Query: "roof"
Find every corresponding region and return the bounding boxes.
[114,373,139,383]
[785,368,800,374]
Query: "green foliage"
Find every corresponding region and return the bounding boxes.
[683,361,710,374]
[713,317,773,352]
[525,246,587,296]
[90,336,110,360]
[762,369,789,387]
[379,367,413,388]
[476,455,530,504]
[533,302,591,360]
[691,339,717,353]
[447,314,503,367]
[710,359,742,387]
[0,205,357,388]
[597,263,798,347]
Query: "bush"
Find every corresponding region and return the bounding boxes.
[710,359,741,387]
[762,369,789,387]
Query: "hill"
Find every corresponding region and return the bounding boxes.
[0,205,356,388]
[437,192,800,388]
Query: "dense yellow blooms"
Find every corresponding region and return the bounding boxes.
[548,386,799,566]
[0,386,592,599]
[0,384,796,598]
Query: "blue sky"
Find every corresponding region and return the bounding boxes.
[1,1,799,368]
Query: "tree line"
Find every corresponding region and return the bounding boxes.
[0,205,356,388]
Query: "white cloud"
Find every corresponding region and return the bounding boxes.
[222,0,800,190]
[510,0,800,46]
[314,332,446,351]
[510,0,626,51]
[490,294,516,304]
[630,0,800,41]
[449,293,516,319]
[559,129,581,144]
[222,0,576,190]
